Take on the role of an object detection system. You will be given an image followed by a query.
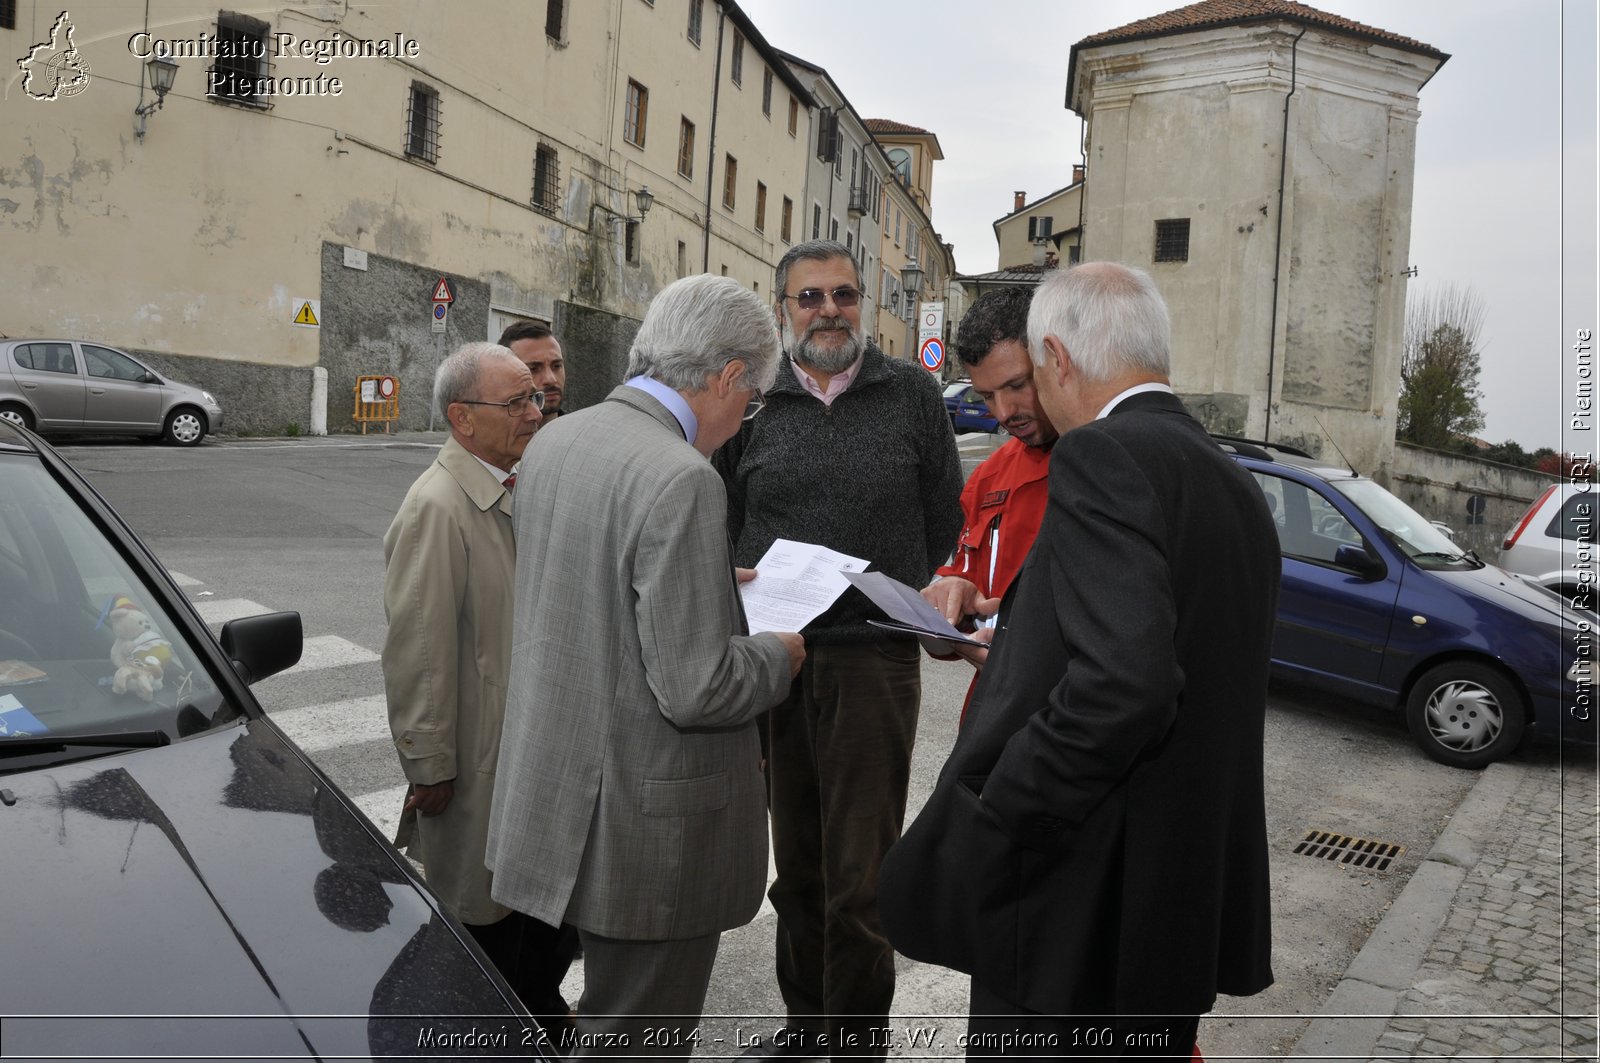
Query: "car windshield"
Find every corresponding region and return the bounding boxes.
[0,456,238,772]
[1333,478,1475,566]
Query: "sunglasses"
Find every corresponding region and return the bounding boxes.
[782,286,863,311]
[459,391,547,416]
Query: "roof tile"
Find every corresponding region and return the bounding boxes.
[1077,0,1443,57]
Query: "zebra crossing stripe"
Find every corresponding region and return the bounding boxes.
[192,597,275,625]
[271,694,391,753]
[281,635,380,675]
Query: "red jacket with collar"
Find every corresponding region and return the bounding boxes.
[935,436,1051,601]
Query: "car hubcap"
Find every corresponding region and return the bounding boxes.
[0,409,24,427]
[170,413,202,443]
[1422,680,1504,751]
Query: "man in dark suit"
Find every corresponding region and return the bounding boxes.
[879,262,1280,1059]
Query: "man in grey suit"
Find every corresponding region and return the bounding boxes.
[487,274,806,1058]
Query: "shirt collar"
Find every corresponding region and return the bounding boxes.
[1096,381,1174,420]
[790,350,865,406]
[468,451,514,486]
[624,375,698,444]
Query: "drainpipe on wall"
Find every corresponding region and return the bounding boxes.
[702,7,726,272]
[1264,26,1307,441]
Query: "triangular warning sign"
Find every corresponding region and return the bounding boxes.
[432,278,454,302]
[294,302,319,326]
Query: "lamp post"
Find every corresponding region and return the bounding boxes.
[134,55,179,140]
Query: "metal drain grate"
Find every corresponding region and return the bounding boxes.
[1294,829,1404,871]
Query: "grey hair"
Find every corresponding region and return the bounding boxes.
[1026,262,1171,383]
[433,342,523,418]
[625,274,781,393]
[773,239,863,307]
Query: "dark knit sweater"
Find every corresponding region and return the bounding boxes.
[714,342,964,643]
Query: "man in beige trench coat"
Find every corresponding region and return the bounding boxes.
[382,341,573,1037]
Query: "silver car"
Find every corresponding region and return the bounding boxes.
[1498,482,1592,603]
[0,339,224,446]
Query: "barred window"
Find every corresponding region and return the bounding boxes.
[532,144,561,214]
[624,79,648,148]
[1154,218,1190,262]
[405,82,440,164]
[209,11,270,106]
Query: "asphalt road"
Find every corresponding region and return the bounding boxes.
[56,432,1491,1059]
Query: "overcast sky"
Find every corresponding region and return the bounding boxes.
[741,0,1597,454]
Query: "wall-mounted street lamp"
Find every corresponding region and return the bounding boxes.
[592,184,655,229]
[899,258,924,299]
[134,55,179,141]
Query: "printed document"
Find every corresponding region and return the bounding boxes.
[840,570,988,647]
[740,538,869,634]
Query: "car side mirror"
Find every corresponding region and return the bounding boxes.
[220,611,303,685]
[1333,543,1384,580]
[142,371,159,384]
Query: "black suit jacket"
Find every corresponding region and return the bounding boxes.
[880,391,1279,1016]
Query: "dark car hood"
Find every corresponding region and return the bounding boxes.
[0,720,529,1060]
[1432,562,1573,625]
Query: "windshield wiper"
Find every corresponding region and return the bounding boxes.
[0,730,171,755]
[1411,550,1474,565]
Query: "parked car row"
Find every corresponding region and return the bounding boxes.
[942,379,999,434]
[0,420,535,1057]
[1218,436,1595,768]
[0,338,223,445]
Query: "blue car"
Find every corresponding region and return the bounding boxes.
[1219,437,1596,768]
[942,381,999,434]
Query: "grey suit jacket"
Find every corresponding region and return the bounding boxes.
[486,385,792,940]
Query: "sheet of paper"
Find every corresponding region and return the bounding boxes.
[740,538,870,634]
[841,570,988,647]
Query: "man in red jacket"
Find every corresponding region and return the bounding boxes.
[923,287,1057,712]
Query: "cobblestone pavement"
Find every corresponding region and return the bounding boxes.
[1296,750,1598,1061]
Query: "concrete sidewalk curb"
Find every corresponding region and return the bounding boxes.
[1288,761,1526,1060]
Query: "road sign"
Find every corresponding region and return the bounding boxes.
[431,277,454,303]
[919,337,945,373]
[292,300,321,328]
[431,301,448,334]
[918,301,945,350]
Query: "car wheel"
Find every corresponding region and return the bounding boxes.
[0,402,34,432]
[162,407,207,446]
[1405,661,1527,769]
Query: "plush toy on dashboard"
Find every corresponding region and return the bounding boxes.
[103,595,174,701]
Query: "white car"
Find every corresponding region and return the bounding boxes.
[1498,483,1593,602]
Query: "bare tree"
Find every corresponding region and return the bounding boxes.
[1399,283,1487,450]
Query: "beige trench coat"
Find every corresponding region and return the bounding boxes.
[382,436,515,925]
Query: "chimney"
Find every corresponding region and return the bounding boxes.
[1072,164,1084,185]
[1013,190,1026,212]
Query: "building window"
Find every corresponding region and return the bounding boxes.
[762,69,773,117]
[1068,244,1082,265]
[812,203,821,240]
[678,117,695,179]
[624,79,648,148]
[545,0,565,42]
[687,0,702,45]
[846,231,854,254]
[0,1,15,30]
[209,12,270,105]
[731,32,744,86]
[781,196,793,243]
[829,217,838,241]
[1027,215,1054,241]
[625,220,641,265]
[723,154,737,210]
[755,182,767,232]
[677,240,688,277]
[1154,218,1191,262]
[532,143,561,214]
[405,82,440,164]
[788,95,798,137]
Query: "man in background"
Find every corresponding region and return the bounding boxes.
[488,275,805,1058]
[716,240,963,1058]
[499,319,566,419]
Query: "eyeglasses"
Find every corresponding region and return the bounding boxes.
[459,391,546,416]
[782,286,862,311]
[743,390,766,421]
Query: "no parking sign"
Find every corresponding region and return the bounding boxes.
[919,337,945,373]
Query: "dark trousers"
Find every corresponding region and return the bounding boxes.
[767,640,921,1059]
[467,911,580,1043]
[967,981,1200,1061]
